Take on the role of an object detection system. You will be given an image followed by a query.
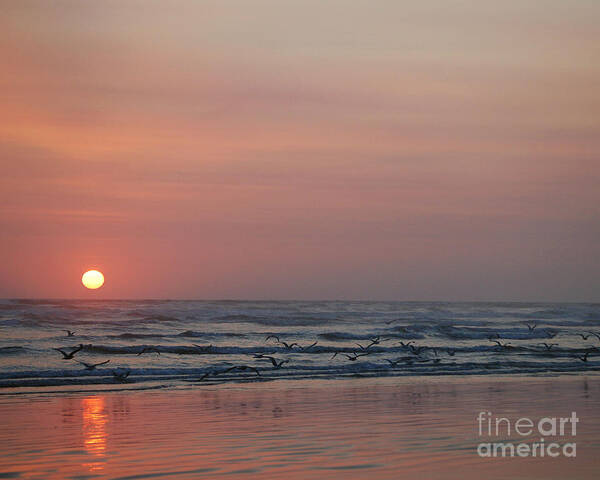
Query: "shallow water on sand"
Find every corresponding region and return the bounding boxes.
[1,375,599,479]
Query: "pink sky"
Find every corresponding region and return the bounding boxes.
[1,1,598,300]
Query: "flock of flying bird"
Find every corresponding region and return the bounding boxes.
[51,322,600,384]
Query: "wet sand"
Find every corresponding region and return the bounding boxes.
[1,375,599,479]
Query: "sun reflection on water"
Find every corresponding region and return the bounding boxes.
[82,397,107,472]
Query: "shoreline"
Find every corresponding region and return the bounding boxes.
[1,370,599,398]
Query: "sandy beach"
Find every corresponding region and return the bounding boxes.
[2,375,599,479]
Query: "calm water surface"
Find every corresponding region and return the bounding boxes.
[1,376,599,480]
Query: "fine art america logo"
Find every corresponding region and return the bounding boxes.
[476,411,578,458]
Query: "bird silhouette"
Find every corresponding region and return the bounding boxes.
[223,365,261,376]
[299,341,318,351]
[575,351,591,363]
[344,352,369,361]
[385,358,406,367]
[54,344,83,359]
[409,345,425,355]
[64,330,75,337]
[253,352,276,359]
[78,360,110,370]
[112,369,131,381]
[195,370,219,382]
[258,356,289,369]
[137,346,160,356]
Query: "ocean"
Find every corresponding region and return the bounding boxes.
[1,300,599,392]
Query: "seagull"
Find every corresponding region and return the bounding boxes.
[525,323,537,332]
[253,352,276,359]
[64,330,75,337]
[538,343,558,351]
[330,351,340,360]
[193,344,212,352]
[360,336,389,350]
[419,358,441,364]
[385,358,404,367]
[54,344,84,359]
[300,341,318,351]
[196,370,219,382]
[546,331,559,339]
[78,360,110,370]
[575,351,591,363]
[577,333,592,340]
[446,349,456,356]
[278,341,298,350]
[257,356,289,369]
[265,335,280,343]
[409,345,425,355]
[112,369,131,381]
[398,341,415,348]
[491,340,512,349]
[137,346,160,356]
[344,352,369,361]
[223,365,261,376]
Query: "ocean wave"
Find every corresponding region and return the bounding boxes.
[1,359,598,390]
[108,333,165,339]
[40,343,595,358]
[0,346,25,355]
[213,314,335,326]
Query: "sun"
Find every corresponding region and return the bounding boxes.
[82,270,105,289]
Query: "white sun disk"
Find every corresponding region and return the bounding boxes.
[82,270,104,289]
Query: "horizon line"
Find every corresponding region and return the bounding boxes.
[2,297,598,305]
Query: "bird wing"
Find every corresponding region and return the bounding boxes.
[71,344,84,355]
[302,341,317,351]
